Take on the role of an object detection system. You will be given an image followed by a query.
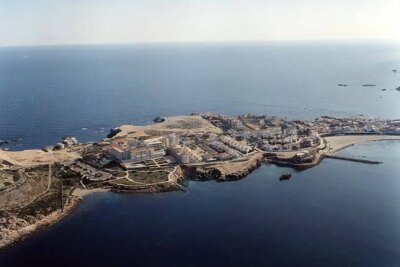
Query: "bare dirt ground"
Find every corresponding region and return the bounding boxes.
[0,149,80,167]
[0,164,83,249]
[0,190,80,249]
[115,115,222,138]
[0,170,19,189]
[0,166,50,211]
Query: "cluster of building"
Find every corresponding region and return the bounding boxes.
[63,161,112,182]
[201,113,245,130]
[103,113,400,168]
[167,145,203,164]
[209,140,241,160]
[219,135,252,154]
[107,133,212,166]
[105,125,255,167]
[202,113,400,152]
[200,113,320,152]
[313,116,400,134]
[107,137,169,163]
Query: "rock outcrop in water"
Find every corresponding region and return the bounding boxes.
[0,138,22,146]
[107,128,122,138]
[153,117,165,123]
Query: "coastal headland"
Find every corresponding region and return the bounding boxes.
[1,113,400,249]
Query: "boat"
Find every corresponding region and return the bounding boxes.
[279,173,292,181]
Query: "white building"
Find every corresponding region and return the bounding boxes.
[168,145,203,164]
[163,133,180,147]
[219,135,253,154]
[363,125,379,132]
[130,146,166,162]
[107,140,166,163]
[107,144,130,161]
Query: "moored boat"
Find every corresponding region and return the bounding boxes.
[279,173,292,181]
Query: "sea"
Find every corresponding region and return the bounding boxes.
[0,41,400,266]
[0,41,399,149]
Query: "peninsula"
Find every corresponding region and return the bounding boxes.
[1,113,400,248]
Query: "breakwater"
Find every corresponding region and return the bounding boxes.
[324,155,382,164]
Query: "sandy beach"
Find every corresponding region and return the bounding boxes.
[324,135,400,154]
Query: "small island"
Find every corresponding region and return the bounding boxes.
[1,113,400,248]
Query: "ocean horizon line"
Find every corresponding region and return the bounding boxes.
[1,38,398,49]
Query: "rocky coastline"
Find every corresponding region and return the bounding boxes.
[182,153,264,182]
[0,191,82,250]
[2,112,400,251]
[110,182,184,194]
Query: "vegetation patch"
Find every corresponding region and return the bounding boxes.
[0,169,19,190]
[128,171,169,184]
[17,191,61,218]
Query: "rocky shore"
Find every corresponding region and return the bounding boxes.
[0,191,81,250]
[183,153,264,182]
[111,182,183,194]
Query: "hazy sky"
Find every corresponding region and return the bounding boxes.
[1,0,399,46]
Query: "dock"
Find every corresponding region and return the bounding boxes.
[324,155,382,164]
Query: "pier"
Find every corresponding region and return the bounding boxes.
[324,155,382,164]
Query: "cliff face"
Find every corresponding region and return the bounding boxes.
[183,153,264,182]
[183,166,222,181]
[221,161,261,181]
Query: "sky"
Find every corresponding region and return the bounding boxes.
[0,0,399,46]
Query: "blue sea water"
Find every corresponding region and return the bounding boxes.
[0,41,399,149]
[1,42,400,266]
[1,141,400,267]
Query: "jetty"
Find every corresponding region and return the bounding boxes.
[324,155,382,164]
